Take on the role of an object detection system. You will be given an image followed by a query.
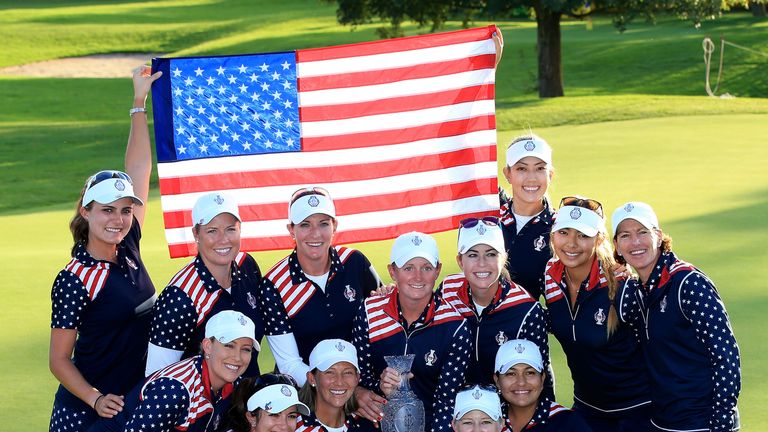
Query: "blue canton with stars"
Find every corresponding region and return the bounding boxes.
[160,53,300,161]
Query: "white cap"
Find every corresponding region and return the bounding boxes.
[247,384,310,416]
[495,339,543,373]
[453,385,502,421]
[288,191,336,224]
[552,205,605,237]
[204,310,259,350]
[506,135,552,167]
[309,339,359,373]
[390,232,439,267]
[457,220,505,255]
[192,192,241,226]
[83,172,144,207]
[611,202,659,235]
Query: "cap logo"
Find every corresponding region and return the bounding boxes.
[477,224,487,235]
[308,195,320,207]
[570,208,582,220]
[281,385,292,396]
[335,341,346,352]
[624,203,634,212]
[472,388,482,399]
[524,140,535,151]
[238,315,247,326]
[114,179,126,191]
[214,194,224,205]
[515,343,525,354]
[411,235,422,246]
[264,402,272,411]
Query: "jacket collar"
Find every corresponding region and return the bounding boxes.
[288,247,344,285]
[193,254,245,293]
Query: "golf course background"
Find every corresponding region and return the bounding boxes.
[0,1,766,430]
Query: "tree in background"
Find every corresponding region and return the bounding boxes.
[333,0,765,98]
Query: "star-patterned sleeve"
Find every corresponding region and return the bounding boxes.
[519,303,554,397]
[124,378,189,432]
[352,304,379,392]
[258,278,293,336]
[51,270,90,329]
[148,286,197,350]
[431,321,472,432]
[679,272,741,432]
[617,279,643,343]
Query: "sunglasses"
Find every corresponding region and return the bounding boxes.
[559,196,604,217]
[85,170,133,190]
[458,383,498,392]
[459,216,500,229]
[289,186,331,205]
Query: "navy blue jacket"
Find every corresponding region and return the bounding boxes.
[352,290,472,432]
[260,246,380,363]
[502,399,592,431]
[620,251,741,432]
[51,219,156,412]
[295,412,367,431]
[149,252,263,377]
[499,194,555,300]
[437,274,549,386]
[89,356,235,432]
[543,257,651,418]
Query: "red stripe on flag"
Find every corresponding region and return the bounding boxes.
[163,178,497,229]
[298,55,496,92]
[158,145,495,195]
[300,84,495,122]
[168,209,498,257]
[297,25,498,62]
[302,115,495,152]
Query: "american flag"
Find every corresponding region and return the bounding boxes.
[151,26,500,258]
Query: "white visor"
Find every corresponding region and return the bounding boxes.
[247,384,310,416]
[552,205,604,237]
[289,193,336,224]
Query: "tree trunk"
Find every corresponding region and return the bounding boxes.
[534,4,564,98]
[749,1,767,17]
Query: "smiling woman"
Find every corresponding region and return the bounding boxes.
[88,310,259,432]
[47,66,161,432]
[145,191,265,379]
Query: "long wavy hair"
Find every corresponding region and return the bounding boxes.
[69,184,90,257]
[298,368,358,417]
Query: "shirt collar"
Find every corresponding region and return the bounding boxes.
[287,247,344,285]
[193,254,245,293]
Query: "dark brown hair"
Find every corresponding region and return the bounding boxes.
[69,184,90,257]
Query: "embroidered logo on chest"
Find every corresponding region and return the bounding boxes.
[533,235,546,252]
[594,308,606,325]
[660,296,667,313]
[424,349,437,366]
[495,330,508,345]
[125,256,139,270]
[344,285,356,302]
[247,292,258,309]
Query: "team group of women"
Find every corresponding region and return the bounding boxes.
[48,66,741,432]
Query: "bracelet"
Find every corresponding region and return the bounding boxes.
[129,107,147,116]
[93,394,105,410]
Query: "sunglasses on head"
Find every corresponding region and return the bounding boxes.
[459,216,500,229]
[559,196,604,217]
[289,186,331,205]
[85,170,133,190]
[458,383,498,392]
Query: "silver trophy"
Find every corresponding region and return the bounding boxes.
[382,354,425,432]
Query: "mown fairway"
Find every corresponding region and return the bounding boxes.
[0,0,766,430]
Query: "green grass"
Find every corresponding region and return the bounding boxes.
[1,0,767,430]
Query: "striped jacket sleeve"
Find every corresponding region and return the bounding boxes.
[351,303,378,392]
